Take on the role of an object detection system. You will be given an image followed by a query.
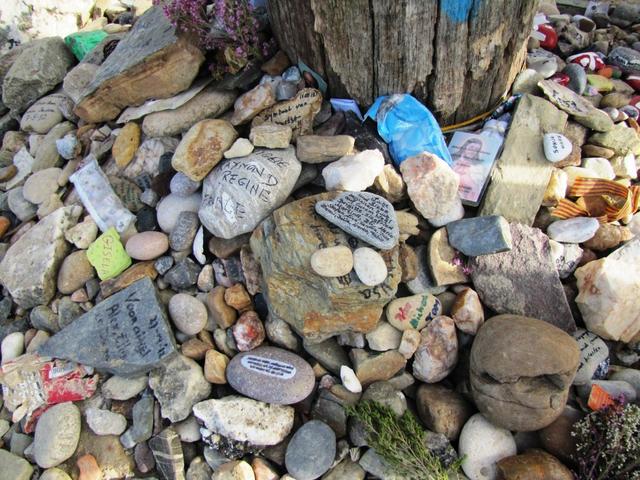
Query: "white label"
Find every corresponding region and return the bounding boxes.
[241,355,296,379]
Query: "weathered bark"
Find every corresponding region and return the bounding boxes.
[268,0,540,125]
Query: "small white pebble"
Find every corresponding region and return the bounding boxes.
[340,365,362,393]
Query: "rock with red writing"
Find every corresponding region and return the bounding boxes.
[386,293,442,332]
[251,88,323,139]
[199,147,301,239]
[627,75,640,91]
[537,24,558,50]
[567,52,605,71]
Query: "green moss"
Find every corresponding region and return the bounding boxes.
[346,400,463,480]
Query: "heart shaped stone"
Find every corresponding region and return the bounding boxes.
[315,192,399,250]
[543,133,572,162]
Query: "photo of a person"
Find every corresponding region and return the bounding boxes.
[448,132,500,206]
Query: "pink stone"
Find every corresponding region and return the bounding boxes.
[232,311,266,351]
[413,315,458,383]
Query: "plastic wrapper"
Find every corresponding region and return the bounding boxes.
[365,94,452,166]
[70,156,136,233]
[64,30,108,61]
[0,355,97,430]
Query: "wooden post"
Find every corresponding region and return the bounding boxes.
[268,0,541,125]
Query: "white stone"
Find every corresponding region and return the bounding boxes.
[547,217,600,243]
[611,152,638,179]
[543,133,572,162]
[353,247,388,286]
[169,293,208,335]
[85,408,127,436]
[174,416,202,442]
[40,469,72,480]
[340,365,362,393]
[458,413,517,480]
[223,138,254,159]
[22,167,62,204]
[575,238,640,342]
[310,246,353,278]
[563,166,600,187]
[573,329,609,385]
[64,215,98,249]
[1,332,24,364]
[582,157,615,180]
[102,374,148,400]
[427,196,464,227]
[193,396,294,446]
[628,212,640,237]
[33,402,81,468]
[321,149,385,192]
[156,193,202,233]
[365,321,402,351]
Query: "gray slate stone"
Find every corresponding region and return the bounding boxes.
[562,63,587,95]
[169,211,199,251]
[120,395,155,449]
[315,192,399,250]
[199,147,301,239]
[608,46,640,74]
[303,337,350,374]
[470,223,576,332]
[285,420,336,480]
[446,216,512,257]
[227,346,314,405]
[0,206,78,308]
[2,37,75,113]
[164,258,200,289]
[39,277,177,375]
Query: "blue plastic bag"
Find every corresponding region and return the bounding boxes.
[365,94,452,166]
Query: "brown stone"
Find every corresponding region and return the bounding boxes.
[208,233,251,259]
[538,405,583,465]
[582,144,615,158]
[261,50,291,75]
[0,216,11,239]
[451,288,485,335]
[224,283,253,313]
[205,286,237,328]
[582,223,634,251]
[204,349,229,384]
[57,250,95,295]
[295,135,355,164]
[416,384,473,440]
[181,338,212,360]
[100,261,158,298]
[428,228,468,286]
[252,88,322,140]
[496,449,573,480]
[351,349,406,386]
[113,122,141,169]
[399,243,418,282]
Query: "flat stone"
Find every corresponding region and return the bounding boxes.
[608,46,640,74]
[34,402,81,468]
[310,246,354,277]
[413,315,458,383]
[0,450,33,480]
[351,349,406,386]
[2,38,75,114]
[172,119,238,181]
[480,94,568,225]
[39,277,177,375]
[353,247,388,286]
[230,83,276,126]
[296,135,354,163]
[142,86,236,137]
[169,293,207,335]
[33,121,75,171]
[126,231,169,260]
[227,346,314,405]
[8,187,37,221]
[386,293,441,331]
[113,122,141,169]
[156,192,202,233]
[322,149,385,192]
[252,88,322,139]
[543,133,572,162]
[86,408,127,436]
[249,123,292,149]
[102,374,148,400]
[75,7,204,122]
[538,80,613,132]
[470,315,580,431]
[285,420,336,480]
[470,223,575,332]
[200,147,301,239]
[22,167,62,204]
[315,192,399,250]
[57,250,94,294]
[169,211,200,251]
[575,238,640,342]
[150,353,211,422]
[86,227,132,281]
[223,138,254,159]
[588,122,640,156]
[193,396,294,446]
[20,93,68,134]
[573,328,609,385]
[0,206,78,308]
[365,321,402,351]
[400,152,459,220]
[547,217,600,243]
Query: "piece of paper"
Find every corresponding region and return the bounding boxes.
[87,227,132,281]
[330,98,364,121]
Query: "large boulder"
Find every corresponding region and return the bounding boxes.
[2,37,75,113]
[74,7,204,123]
[250,193,401,343]
[470,314,579,432]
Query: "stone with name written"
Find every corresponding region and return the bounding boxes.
[573,329,609,386]
[39,277,177,376]
[386,293,442,332]
[315,192,399,250]
[20,93,68,134]
[87,227,133,281]
[227,346,314,405]
[252,88,322,139]
[199,147,301,239]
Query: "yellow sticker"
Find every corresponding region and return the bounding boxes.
[86,227,132,281]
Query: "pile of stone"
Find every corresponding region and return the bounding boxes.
[0,1,638,480]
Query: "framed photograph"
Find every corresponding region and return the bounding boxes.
[448,131,502,207]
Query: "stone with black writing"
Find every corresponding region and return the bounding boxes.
[543,133,572,162]
[199,147,301,239]
[20,93,68,134]
[252,88,322,139]
[38,277,177,376]
[227,346,314,405]
[572,329,609,386]
[315,192,399,250]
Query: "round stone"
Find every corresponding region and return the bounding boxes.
[547,217,600,243]
[169,294,207,335]
[57,250,95,295]
[125,231,169,260]
[353,247,387,286]
[85,407,127,436]
[34,402,81,468]
[170,172,201,197]
[310,246,353,277]
[285,420,336,480]
[156,193,201,233]
[227,346,314,404]
[1,332,24,363]
[386,293,441,331]
[543,133,572,163]
[232,311,266,352]
[23,168,63,205]
[459,413,517,480]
